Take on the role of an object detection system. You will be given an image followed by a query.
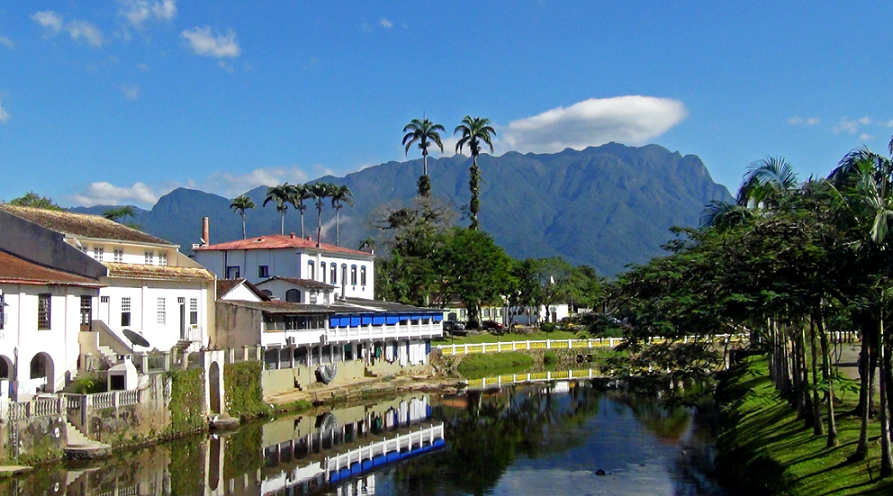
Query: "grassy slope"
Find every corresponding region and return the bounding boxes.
[719,357,893,495]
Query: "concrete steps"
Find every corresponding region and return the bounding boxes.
[64,419,94,447]
[63,420,112,460]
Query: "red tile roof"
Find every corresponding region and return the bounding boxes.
[256,276,336,290]
[194,234,373,257]
[0,204,172,245]
[0,250,103,287]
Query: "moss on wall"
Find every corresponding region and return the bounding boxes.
[165,368,206,435]
[224,361,268,419]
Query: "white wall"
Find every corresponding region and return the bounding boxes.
[220,283,263,302]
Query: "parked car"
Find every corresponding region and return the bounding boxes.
[443,321,466,332]
[482,320,504,331]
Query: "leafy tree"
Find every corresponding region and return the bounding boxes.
[436,228,513,323]
[454,116,496,231]
[7,191,63,210]
[403,117,445,197]
[229,194,256,239]
[263,183,294,235]
[102,206,141,230]
[330,184,353,246]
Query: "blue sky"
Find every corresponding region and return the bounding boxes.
[1,1,892,208]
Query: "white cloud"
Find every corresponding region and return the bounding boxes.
[380,18,393,28]
[860,133,874,141]
[859,116,873,125]
[120,83,139,100]
[0,36,14,49]
[202,166,310,197]
[118,0,177,27]
[218,61,235,73]
[314,164,336,177]
[884,120,893,128]
[32,11,104,48]
[789,116,819,126]
[0,99,9,124]
[497,96,688,154]
[137,63,149,71]
[32,11,63,35]
[68,182,158,207]
[182,26,240,58]
[834,118,859,135]
[434,136,466,157]
[806,117,819,125]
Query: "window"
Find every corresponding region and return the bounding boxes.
[258,265,269,278]
[78,244,87,254]
[320,262,326,283]
[309,290,318,304]
[307,261,315,280]
[190,298,198,326]
[324,290,330,304]
[286,289,301,303]
[144,251,154,265]
[0,294,5,330]
[121,297,131,327]
[93,246,104,261]
[113,249,123,263]
[80,295,92,328]
[284,315,326,330]
[156,298,166,325]
[226,266,240,279]
[101,296,110,303]
[158,252,167,266]
[350,265,357,285]
[483,308,491,318]
[360,266,367,286]
[330,264,337,284]
[38,294,51,330]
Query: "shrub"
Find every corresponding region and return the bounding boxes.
[543,351,558,366]
[540,322,557,332]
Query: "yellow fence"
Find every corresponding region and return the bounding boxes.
[436,334,749,356]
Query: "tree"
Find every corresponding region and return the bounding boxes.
[307,182,335,247]
[102,206,141,230]
[230,194,256,239]
[436,228,513,323]
[454,116,496,231]
[736,156,800,208]
[330,184,354,246]
[290,183,312,239]
[403,117,445,197]
[6,191,62,210]
[263,183,293,235]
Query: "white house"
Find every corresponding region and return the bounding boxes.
[0,205,217,360]
[254,276,337,305]
[193,228,375,301]
[0,244,105,398]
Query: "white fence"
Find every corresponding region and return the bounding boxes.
[8,397,64,421]
[437,334,750,356]
[464,368,603,390]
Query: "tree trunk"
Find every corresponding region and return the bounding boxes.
[880,313,892,477]
[316,206,323,247]
[280,211,285,235]
[810,316,824,436]
[852,329,873,461]
[241,213,247,240]
[469,157,480,231]
[336,208,340,246]
[818,315,838,447]
[300,212,305,239]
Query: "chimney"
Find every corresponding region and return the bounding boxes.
[306,235,312,241]
[290,233,296,239]
[202,217,210,245]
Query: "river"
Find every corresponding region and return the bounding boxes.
[1,379,726,496]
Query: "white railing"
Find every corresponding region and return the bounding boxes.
[464,369,602,390]
[8,397,63,420]
[326,323,443,344]
[84,389,141,410]
[325,423,445,473]
[436,334,749,356]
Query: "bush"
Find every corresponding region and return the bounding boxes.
[72,376,106,394]
[457,352,535,376]
[540,322,557,332]
[543,351,558,366]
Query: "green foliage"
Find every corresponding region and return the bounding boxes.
[222,420,263,480]
[542,351,557,365]
[540,322,556,332]
[457,352,534,376]
[223,361,267,419]
[165,369,205,435]
[72,376,106,394]
[7,191,63,210]
[167,436,205,495]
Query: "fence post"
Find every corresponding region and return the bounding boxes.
[140,352,149,373]
[113,391,120,408]
[256,346,263,362]
[181,352,190,370]
[56,397,64,417]
[163,351,171,371]
[228,347,235,364]
[547,340,551,349]
[568,339,572,349]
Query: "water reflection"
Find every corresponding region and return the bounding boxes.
[1,381,725,496]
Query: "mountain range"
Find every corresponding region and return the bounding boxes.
[71,143,733,276]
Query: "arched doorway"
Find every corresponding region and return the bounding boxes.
[209,361,221,414]
[0,355,12,380]
[29,352,54,393]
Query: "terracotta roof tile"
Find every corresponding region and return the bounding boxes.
[0,250,103,287]
[256,276,336,290]
[194,234,372,257]
[105,262,214,282]
[0,205,173,245]
[219,300,335,314]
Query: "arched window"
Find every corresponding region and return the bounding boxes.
[320,262,327,283]
[350,265,358,285]
[286,289,301,303]
[306,261,315,280]
[360,266,367,286]
[262,290,273,298]
[330,263,338,284]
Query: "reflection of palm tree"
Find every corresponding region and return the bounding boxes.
[229,194,255,239]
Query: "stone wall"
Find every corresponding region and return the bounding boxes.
[0,414,68,465]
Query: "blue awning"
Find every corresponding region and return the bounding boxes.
[372,316,386,325]
[361,315,372,325]
[433,314,443,322]
[350,317,361,327]
[399,314,411,321]
[386,316,399,325]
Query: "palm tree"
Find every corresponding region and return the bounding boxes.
[358,236,376,252]
[289,183,311,239]
[700,200,756,231]
[230,194,256,239]
[403,117,445,197]
[307,182,335,247]
[454,116,496,231]
[737,156,800,208]
[263,183,293,235]
[330,185,354,246]
[102,206,136,224]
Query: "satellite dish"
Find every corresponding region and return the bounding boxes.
[123,329,150,349]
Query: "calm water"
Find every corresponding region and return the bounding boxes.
[2,380,726,496]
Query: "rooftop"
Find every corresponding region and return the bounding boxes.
[255,276,336,291]
[105,262,215,282]
[0,249,103,287]
[0,205,173,246]
[194,233,373,257]
[217,278,269,300]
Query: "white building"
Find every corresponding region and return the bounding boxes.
[193,230,375,301]
[0,205,216,361]
[0,249,104,397]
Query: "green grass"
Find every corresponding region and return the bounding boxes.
[718,356,893,495]
[434,330,581,345]
[456,352,535,377]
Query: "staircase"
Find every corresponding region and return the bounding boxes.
[64,419,95,448]
[63,419,112,459]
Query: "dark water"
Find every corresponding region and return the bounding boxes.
[1,380,726,496]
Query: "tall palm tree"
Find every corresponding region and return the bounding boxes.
[289,183,311,239]
[330,184,354,246]
[307,182,335,247]
[454,116,496,231]
[737,156,800,208]
[230,194,256,239]
[264,183,292,235]
[102,206,136,223]
[403,117,445,197]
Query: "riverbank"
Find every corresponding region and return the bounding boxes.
[715,355,893,495]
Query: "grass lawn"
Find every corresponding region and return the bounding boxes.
[719,356,893,495]
[433,330,582,345]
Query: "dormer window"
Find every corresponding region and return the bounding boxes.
[159,252,167,266]
[144,251,154,265]
[93,246,104,261]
